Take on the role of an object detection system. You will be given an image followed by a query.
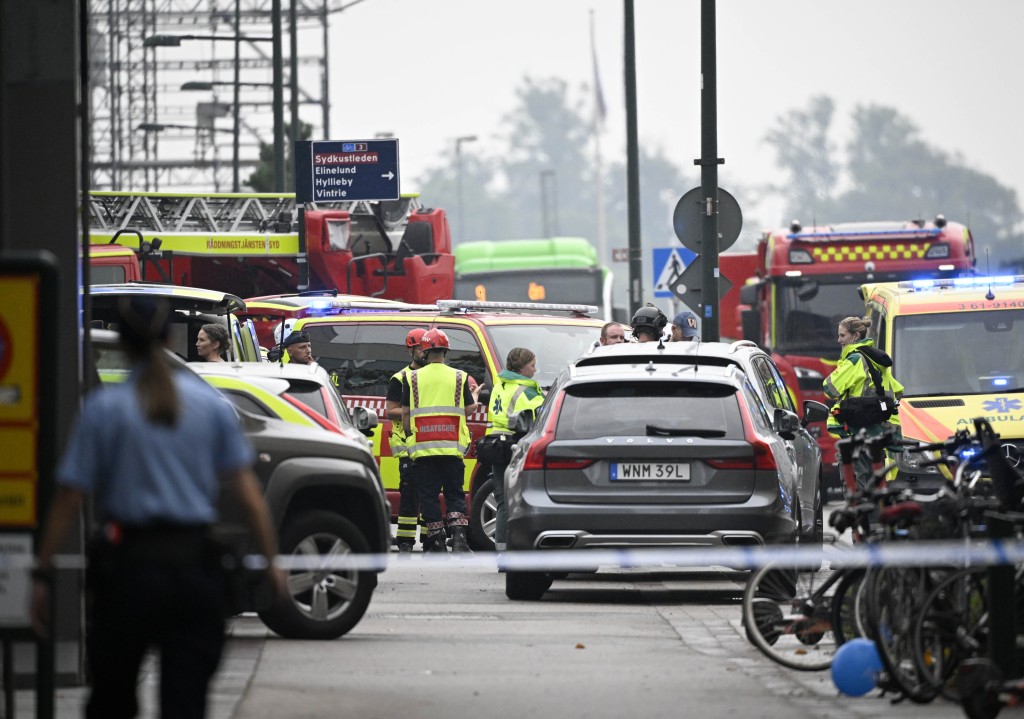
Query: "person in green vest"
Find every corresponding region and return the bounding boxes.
[486,347,545,552]
[402,329,480,554]
[386,328,428,555]
[823,315,904,492]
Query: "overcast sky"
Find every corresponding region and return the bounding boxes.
[325,0,1024,231]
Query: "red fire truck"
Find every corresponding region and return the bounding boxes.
[86,191,454,305]
[722,216,976,497]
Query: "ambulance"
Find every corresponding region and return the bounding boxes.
[859,275,1024,484]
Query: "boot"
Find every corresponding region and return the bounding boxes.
[451,526,473,554]
[426,532,448,555]
[396,541,414,559]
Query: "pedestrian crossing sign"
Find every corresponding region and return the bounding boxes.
[652,247,697,298]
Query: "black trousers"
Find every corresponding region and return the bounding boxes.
[412,456,468,534]
[396,456,423,544]
[86,532,227,719]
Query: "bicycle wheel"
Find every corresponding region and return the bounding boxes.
[831,567,866,646]
[913,567,989,701]
[742,563,839,671]
[866,565,942,703]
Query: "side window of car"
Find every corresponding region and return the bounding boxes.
[742,380,772,431]
[222,390,273,418]
[437,325,487,387]
[751,356,792,413]
[764,359,797,413]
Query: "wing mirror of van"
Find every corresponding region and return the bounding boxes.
[350,406,380,437]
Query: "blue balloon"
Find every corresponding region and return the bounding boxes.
[831,638,883,697]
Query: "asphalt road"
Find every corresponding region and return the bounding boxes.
[225,554,966,719]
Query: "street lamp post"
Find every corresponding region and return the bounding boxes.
[454,135,477,246]
[144,22,286,191]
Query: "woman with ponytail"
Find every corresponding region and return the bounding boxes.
[32,296,285,719]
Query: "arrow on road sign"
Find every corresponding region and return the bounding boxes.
[382,171,395,180]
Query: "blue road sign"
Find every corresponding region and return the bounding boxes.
[652,247,697,298]
[294,139,400,203]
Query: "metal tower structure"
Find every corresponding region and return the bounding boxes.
[88,0,353,192]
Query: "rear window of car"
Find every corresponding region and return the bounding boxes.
[285,380,328,418]
[554,380,744,440]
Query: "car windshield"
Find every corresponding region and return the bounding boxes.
[554,381,743,440]
[774,280,860,354]
[893,309,1024,395]
[487,323,604,388]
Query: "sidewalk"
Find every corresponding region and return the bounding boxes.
[12,617,268,719]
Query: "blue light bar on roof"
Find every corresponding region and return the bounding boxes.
[788,227,942,241]
[897,274,1024,290]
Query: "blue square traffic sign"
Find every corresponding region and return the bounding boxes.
[295,139,400,203]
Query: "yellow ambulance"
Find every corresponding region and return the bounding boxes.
[859,275,1024,484]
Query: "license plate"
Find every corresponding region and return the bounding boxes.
[610,463,690,481]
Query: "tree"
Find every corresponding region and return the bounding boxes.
[764,97,1024,269]
[247,120,314,192]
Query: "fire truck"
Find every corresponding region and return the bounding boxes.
[723,216,976,497]
[85,191,454,305]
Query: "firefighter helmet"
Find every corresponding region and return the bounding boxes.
[405,328,427,348]
[630,303,667,338]
[420,328,450,351]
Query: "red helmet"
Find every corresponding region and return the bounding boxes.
[420,328,450,351]
[405,328,426,348]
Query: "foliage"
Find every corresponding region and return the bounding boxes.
[764,96,1024,270]
[247,120,314,192]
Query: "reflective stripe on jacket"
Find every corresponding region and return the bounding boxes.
[389,365,413,456]
[823,339,904,432]
[408,363,470,458]
[486,372,544,436]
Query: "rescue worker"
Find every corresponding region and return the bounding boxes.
[823,315,904,492]
[31,296,286,719]
[402,329,480,554]
[281,330,315,365]
[630,303,667,343]
[670,310,699,342]
[386,328,429,555]
[486,347,545,552]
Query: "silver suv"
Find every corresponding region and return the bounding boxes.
[503,340,828,600]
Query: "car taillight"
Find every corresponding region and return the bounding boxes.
[521,393,594,471]
[706,394,778,471]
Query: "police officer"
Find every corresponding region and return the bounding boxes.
[402,329,480,554]
[823,315,904,492]
[670,310,699,342]
[281,330,315,365]
[386,328,428,555]
[486,347,545,552]
[630,303,668,343]
[31,296,285,719]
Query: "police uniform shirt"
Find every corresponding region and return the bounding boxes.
[57,370,254,525]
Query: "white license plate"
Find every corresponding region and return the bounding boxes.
[610,463,691,481]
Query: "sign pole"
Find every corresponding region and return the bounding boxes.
[697,0,722,342]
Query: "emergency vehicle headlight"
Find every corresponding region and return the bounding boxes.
[788,249,814,264]
[924,243,950,259]
[897,447,941,474]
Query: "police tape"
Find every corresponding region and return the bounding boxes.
[43,538,1024,573]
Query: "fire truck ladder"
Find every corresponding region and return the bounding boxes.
[87,191,421,235]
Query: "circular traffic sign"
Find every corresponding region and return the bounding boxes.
[673,187,743,253]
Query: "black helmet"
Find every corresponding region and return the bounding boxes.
[630,303,667,338]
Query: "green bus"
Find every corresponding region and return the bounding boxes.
[453,237,616,320]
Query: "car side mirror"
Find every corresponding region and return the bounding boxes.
[773,408,801,440]
[350,406,379,436]
[511,411,535,434]
[801,399,830,427]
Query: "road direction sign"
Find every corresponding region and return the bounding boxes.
[668,258,733,313]
[295,139,400,203]
[652,247,697,298]
[673,187,743,253]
